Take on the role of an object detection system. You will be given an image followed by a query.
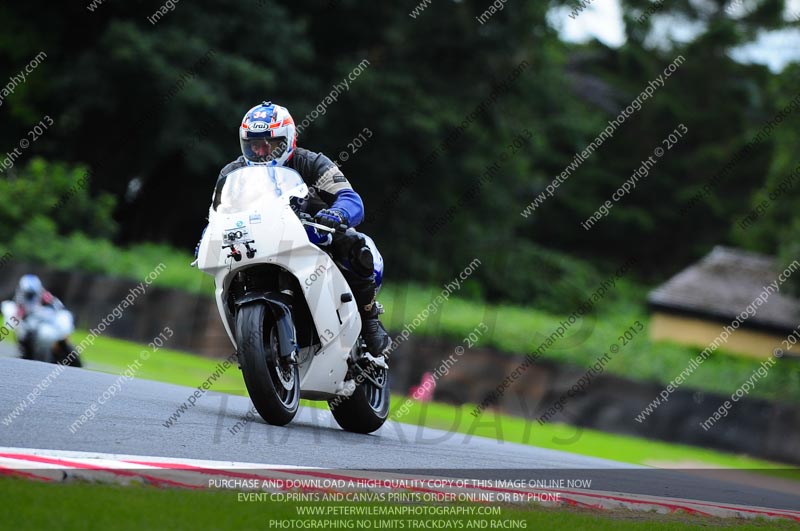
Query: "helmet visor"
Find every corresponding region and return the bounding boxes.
[241,136,288,164]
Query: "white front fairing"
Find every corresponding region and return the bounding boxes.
[1,301,17,323]
[196,166,361,397]
[23,306,75,350]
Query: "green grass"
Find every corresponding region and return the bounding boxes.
[77,330,795,470]
[3,477,797,531]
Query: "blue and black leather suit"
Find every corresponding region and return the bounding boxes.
[212,148,388,347]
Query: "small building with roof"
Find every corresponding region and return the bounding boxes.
[648,246,800,360]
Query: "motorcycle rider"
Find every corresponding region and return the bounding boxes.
[13,274,66,360]
[208,101,392,357]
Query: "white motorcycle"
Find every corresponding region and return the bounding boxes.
[195,165,389,433]
[1,300,80,366]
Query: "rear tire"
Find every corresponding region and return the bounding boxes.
[236,302,299,426]
[329,357,389,434]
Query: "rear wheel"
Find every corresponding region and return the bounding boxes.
[329,355,389,434]
[236,302,299,426]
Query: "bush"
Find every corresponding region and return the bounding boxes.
[0,158,118,240]
[476,241,607,314]
[5,221,210,294]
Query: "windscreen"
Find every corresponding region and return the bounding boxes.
[216,166,307,213]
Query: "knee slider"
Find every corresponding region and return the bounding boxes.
[351,245,374,277]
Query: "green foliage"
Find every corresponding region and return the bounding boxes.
[732,63,800,295]
[5,227,211,295]
[474,241,606,313]
[0,158,117,239]
[0,0,798,309]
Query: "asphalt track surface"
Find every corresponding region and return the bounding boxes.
[1,356,798,512]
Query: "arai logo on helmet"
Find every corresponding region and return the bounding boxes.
[249,121,269,132]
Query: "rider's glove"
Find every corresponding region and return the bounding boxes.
[305,225,333,247]
[314,208,348,229]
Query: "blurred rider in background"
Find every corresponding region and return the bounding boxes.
[14,274,66,359]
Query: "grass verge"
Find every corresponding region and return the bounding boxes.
[3,477,797,531]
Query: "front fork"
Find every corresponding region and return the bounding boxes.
[234,293,299,366]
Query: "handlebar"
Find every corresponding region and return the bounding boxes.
[301,220,348,234]
[299,213,349,234]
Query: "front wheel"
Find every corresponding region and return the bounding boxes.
[236,302,299,426]
[329,358,390,434]
[30,333,54,364]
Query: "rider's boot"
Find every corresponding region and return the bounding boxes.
[350,274,392,358]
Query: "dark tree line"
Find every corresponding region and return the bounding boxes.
[0,0,797,304]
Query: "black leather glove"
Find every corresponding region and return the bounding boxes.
[314,208,348,229]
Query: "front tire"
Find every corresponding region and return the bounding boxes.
[236,302,299,426]
[30,333,54,364]
[329,358,390,434]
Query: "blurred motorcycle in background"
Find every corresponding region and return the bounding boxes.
[1,299,81,367]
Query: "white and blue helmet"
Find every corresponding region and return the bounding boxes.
[239,101,296,167]
[18,274,43,302]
